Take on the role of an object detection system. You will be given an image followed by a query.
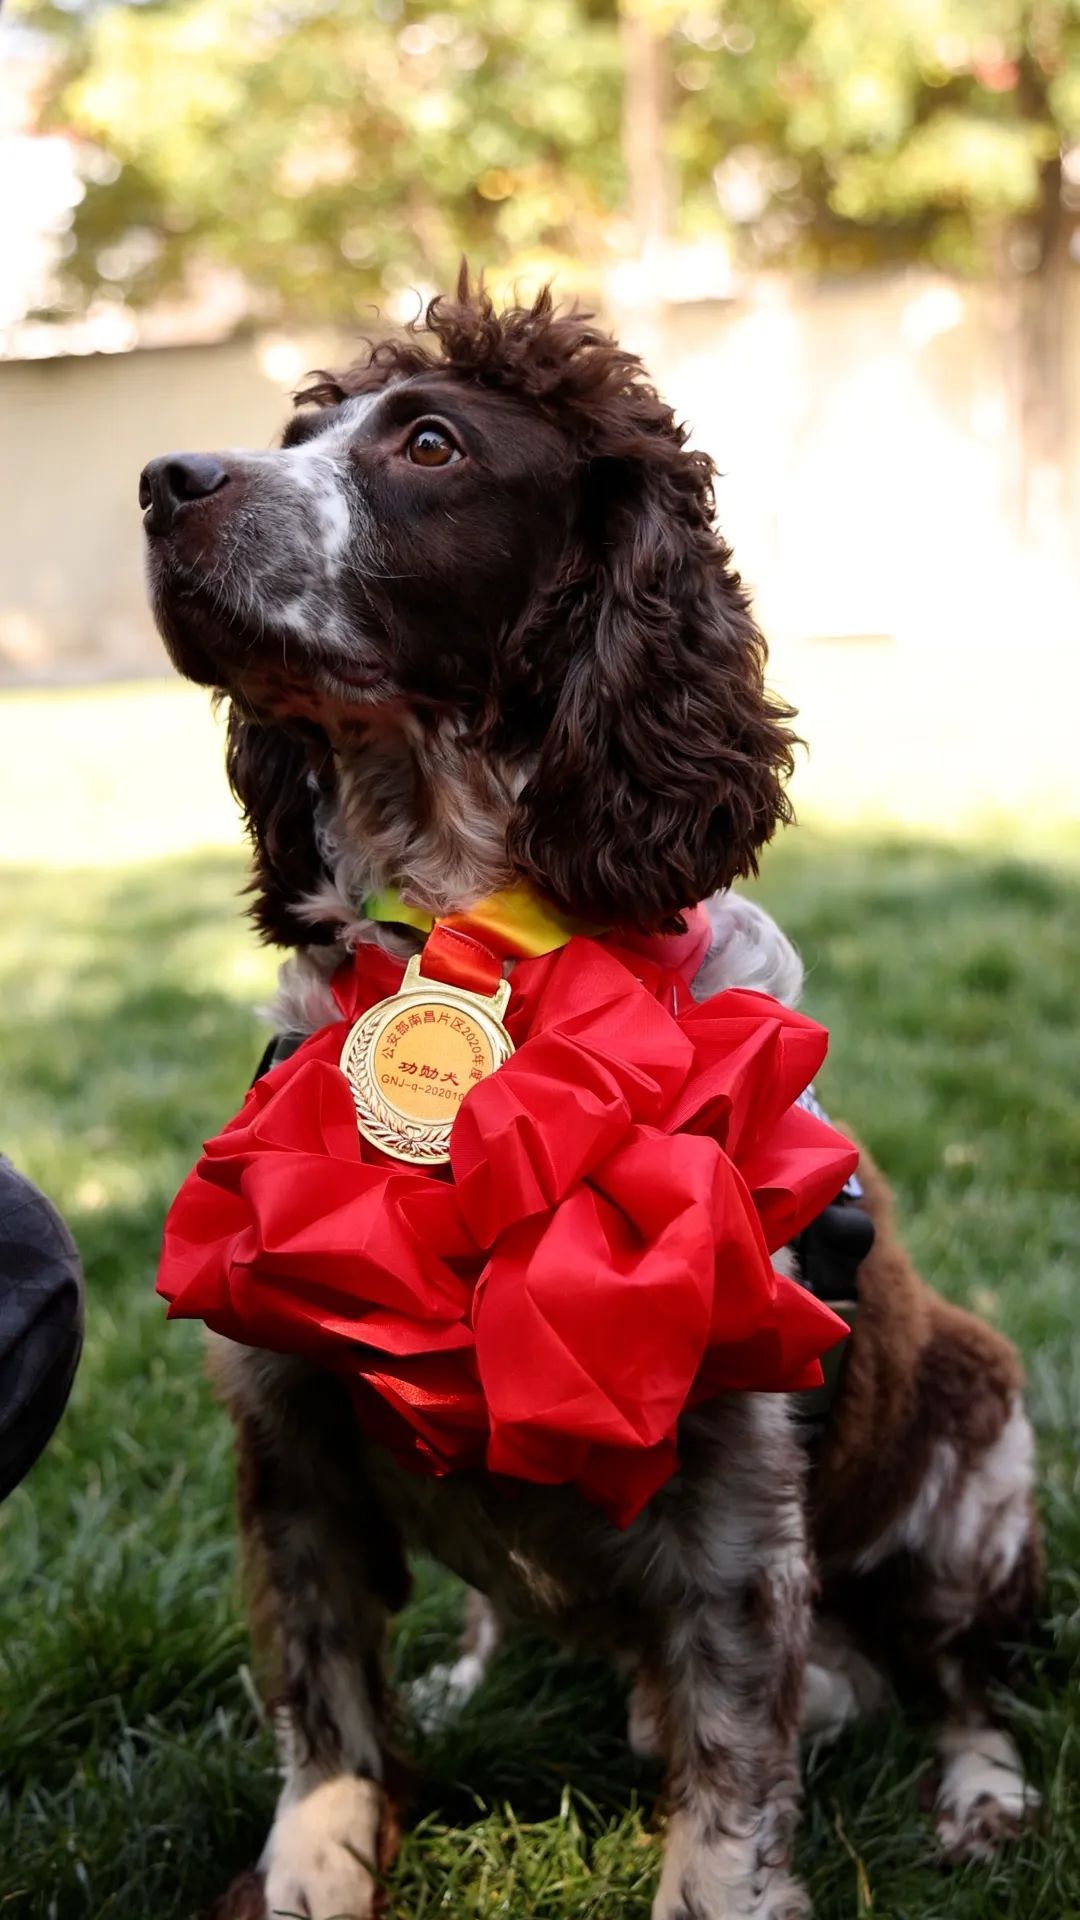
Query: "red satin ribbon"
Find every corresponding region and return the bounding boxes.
[158,935,859,1526]
[418,923,505,997]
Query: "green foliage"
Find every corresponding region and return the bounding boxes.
[676,0,1080,270]
[20,0,1080,320]
[26,0,623,323]
[1,811,1078,1917]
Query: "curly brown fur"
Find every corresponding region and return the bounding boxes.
[145,271,796,943]
[297,274,797,929]
[811,1147,1030,1579]
[223,712,339,946]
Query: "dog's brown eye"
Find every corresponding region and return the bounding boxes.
[406,425,459,468]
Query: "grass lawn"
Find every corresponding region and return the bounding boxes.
[1,694,1078,1917]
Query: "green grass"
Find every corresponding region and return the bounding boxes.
[1,830,1079,1919]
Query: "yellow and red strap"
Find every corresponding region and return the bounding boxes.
[364,883,603,964]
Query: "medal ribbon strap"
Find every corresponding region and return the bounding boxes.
[364,883,603,960]
[419,923,505,998]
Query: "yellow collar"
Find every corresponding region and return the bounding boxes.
[363,883,604,960]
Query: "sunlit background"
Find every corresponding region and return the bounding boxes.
[2,0,1079,853]
[2,11,1080,1918]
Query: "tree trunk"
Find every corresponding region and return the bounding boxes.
[1016,154,1069,519]
[1012,46,1072,540]
[618,0,672,306]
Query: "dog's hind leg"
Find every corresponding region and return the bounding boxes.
[810,1147,1044,1865]
[824,1381,1043,1864]
[926,1405,1044,1863]
[213,1341,410,1920]
[905,1396,1041,1862]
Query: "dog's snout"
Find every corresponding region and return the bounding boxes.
[139,452,230,534]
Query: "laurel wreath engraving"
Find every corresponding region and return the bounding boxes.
[340,1006,456,1166]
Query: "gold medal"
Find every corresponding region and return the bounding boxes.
[339,953,513,1166]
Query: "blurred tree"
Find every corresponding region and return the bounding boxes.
[619,0,674,265]
[23,0,1080,478]
[670,3,1078,270]
[670,0,1080,485]
[28,0,1080,303]
[23,0,624,324]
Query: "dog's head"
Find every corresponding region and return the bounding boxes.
[142,274,796,940]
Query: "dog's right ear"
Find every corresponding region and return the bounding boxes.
[224,707,334,946]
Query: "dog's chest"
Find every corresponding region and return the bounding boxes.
[365,1447,650,1638]
[362,1394,771,1651]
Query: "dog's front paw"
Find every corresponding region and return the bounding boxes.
[935,1726,1040,1863]
[652,1812,810,1920]
[653,1877,809,1920]
[262,1775,381,1920]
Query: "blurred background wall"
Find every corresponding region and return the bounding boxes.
[2,0,1078,829]
[4,270,1080,677]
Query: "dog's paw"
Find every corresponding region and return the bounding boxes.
[749,1884,811,1920]
[934,1726,1039,1863]
[653,1875,809,1920]
[202,1867,269,1920]
[262,1775,381,1920]
[406,1651,487,1733]
[652,1813,810,1920]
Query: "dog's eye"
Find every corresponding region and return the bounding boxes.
[406,425,460,468]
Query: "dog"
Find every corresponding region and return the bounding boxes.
[141,278,1041,1920]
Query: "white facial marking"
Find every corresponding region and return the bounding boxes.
[313,483,352,563]
[278,403,373,567]
[189,387,398,651]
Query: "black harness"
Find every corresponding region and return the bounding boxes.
[788,1086,874,1428]
[251,1030,304,1085]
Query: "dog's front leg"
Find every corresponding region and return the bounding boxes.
[219,1344,409,1920]
[650,1400,812,1920]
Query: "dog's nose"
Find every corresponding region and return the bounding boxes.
[139,453,229,534]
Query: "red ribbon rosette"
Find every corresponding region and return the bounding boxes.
[158,936,858,1525]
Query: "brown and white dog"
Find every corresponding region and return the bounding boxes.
[140,280,1042,1920]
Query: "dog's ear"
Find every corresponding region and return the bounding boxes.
[507,442,797,930]
[225,707,335,945]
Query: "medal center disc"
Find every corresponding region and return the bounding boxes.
[370,997,496,1124]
